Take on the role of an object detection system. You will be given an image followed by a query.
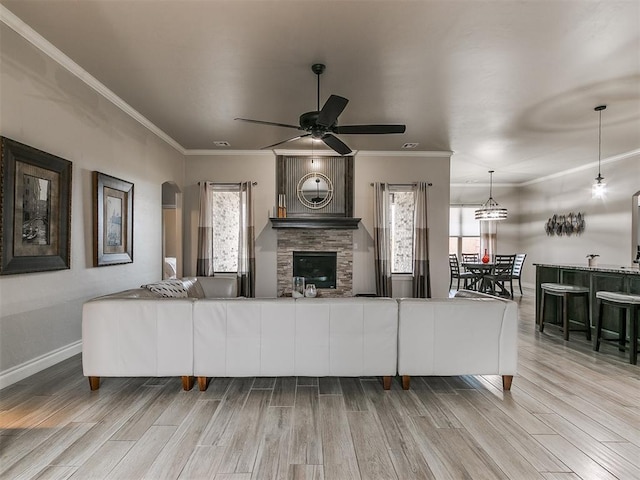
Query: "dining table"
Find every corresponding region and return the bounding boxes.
[461,262,495,293]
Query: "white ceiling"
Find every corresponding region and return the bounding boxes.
[1,0,639,184]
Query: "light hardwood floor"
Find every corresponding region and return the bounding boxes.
[1,290,639,479]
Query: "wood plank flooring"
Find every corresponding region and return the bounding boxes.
[1,290,639,479]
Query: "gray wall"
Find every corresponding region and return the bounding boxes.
[183,152,452,299]
[451,154,640,288]
[517,154,639,286]
[0,24,185,384]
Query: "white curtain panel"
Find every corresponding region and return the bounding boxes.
[373,182,392,297]
[196,181,215,276]
[412,181,431,298]
[238,181,256,297]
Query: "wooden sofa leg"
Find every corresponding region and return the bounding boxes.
[88,376,100,391]
[382,376,392,390]
[402,375,411,390]
[502,375,513,391]
[197,376,209,391]
[182,376,194,391]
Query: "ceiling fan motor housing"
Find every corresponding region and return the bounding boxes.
[300,111,331,138]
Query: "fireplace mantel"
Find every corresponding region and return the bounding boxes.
[270,217,361,230]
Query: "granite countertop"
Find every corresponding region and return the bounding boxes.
[533,263,640,275]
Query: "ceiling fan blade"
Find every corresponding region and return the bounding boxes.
[333,124,406,135]
[321,133,352,156]
[317,95,349,127]
[261,133,311,150]
[235,118,301,130]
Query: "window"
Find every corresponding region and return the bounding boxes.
[211,188,240,273]
[390,189,415,273]
[449,205,480,257]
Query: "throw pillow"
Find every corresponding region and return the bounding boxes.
[142,279,188,298]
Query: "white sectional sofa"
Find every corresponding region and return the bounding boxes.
[82,283,518,392]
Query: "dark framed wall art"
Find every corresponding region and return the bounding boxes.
[94,172,133,266]
[0,137,72,275]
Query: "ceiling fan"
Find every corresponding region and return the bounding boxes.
[234,63,406,155]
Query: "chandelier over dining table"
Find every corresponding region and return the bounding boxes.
[475,170,508,221]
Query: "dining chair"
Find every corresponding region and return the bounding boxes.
[485,254,516,297]
[460,252,481,289]
[511,253,527,295]
[461,253,480,263]
[449,254,476,291]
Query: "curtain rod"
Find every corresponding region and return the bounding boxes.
[370,182,433,187]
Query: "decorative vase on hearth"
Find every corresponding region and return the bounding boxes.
[292,276,305,298]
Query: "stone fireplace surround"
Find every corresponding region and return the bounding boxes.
[277,229,353,297]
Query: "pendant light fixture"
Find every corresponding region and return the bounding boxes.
[592,105,607,199]
[475,170,508,221]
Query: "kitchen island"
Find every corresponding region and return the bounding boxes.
[535,263,640,340]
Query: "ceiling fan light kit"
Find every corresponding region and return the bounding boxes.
[475,170,508,221]
[235,63,406,156]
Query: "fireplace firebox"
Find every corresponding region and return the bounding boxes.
[293,251,337,289]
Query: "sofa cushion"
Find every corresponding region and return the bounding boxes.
[142,279,188,298]
[82,298,193,377]
[181,277,206,299]
[197,276,238,298]
[397,297,518,376]
[93,288,159,299]
[193,297,398,377]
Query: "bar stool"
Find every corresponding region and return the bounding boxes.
[594,292,640,365]
[539,283,591,341]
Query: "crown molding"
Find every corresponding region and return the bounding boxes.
[0,5,186,155]
[451,148,640,188]
[519,148,640,187]
[184,149,275,157]
[272,149,359,156]
[451,182,516,188]
[270,149,452,157]
[356,150,453,157]
[185,148,455,158]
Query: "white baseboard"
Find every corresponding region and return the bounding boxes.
[0,340,82,390]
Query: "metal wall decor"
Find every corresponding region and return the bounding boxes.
[545,212,585,236]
